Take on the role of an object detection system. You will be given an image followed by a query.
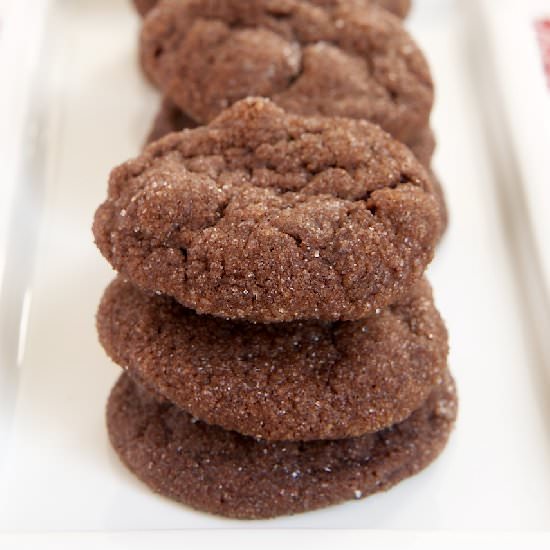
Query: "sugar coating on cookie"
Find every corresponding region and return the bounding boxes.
[143,98,447,234]
[145,97,435,166]
[140,0,431,143]
[98,277,448,441]
[93,98,442,322]
[106,371,457,520]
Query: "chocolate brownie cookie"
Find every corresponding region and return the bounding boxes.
[93,98,442,323]
[143,99,448,233]
[107,371,457,519]
[134,0,411,19]
[98,277,447,440]
[140,0,432,144]
[145,98,435,167]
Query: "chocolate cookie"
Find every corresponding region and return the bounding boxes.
[143,99,448,234]
[134,0,411,19]
[97,277,448,441]
[144,98,435,167]
[107,371,457,519]
[93,98,442,323]
[140,0,432,144]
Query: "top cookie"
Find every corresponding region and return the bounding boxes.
[140,0,431,143]
[133,0,411,19]
[93,98,441,322]
[145,97,436,167]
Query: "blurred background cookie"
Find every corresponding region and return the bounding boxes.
[139,0,432,145]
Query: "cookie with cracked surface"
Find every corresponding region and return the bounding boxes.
[140,0,431,144]
[143,100,447,234]
[144,98,434,169]
[106,370,457,520]
[134,0,411,19]
[93,98,442,322]
[97,277,448,441]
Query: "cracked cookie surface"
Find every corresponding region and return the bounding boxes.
[94,98,442,322]
[140,0,431,144]
[143,98,448,235]
[93,99,441,322]
[98,277,448,441]
[145,97,435,167]
[106,370,456,519]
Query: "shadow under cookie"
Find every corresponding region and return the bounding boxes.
[97,276,448,441]
[106,370,457,520]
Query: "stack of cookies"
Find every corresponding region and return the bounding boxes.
[93,0,457,520]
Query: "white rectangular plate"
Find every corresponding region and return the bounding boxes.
[1,0,549,532]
